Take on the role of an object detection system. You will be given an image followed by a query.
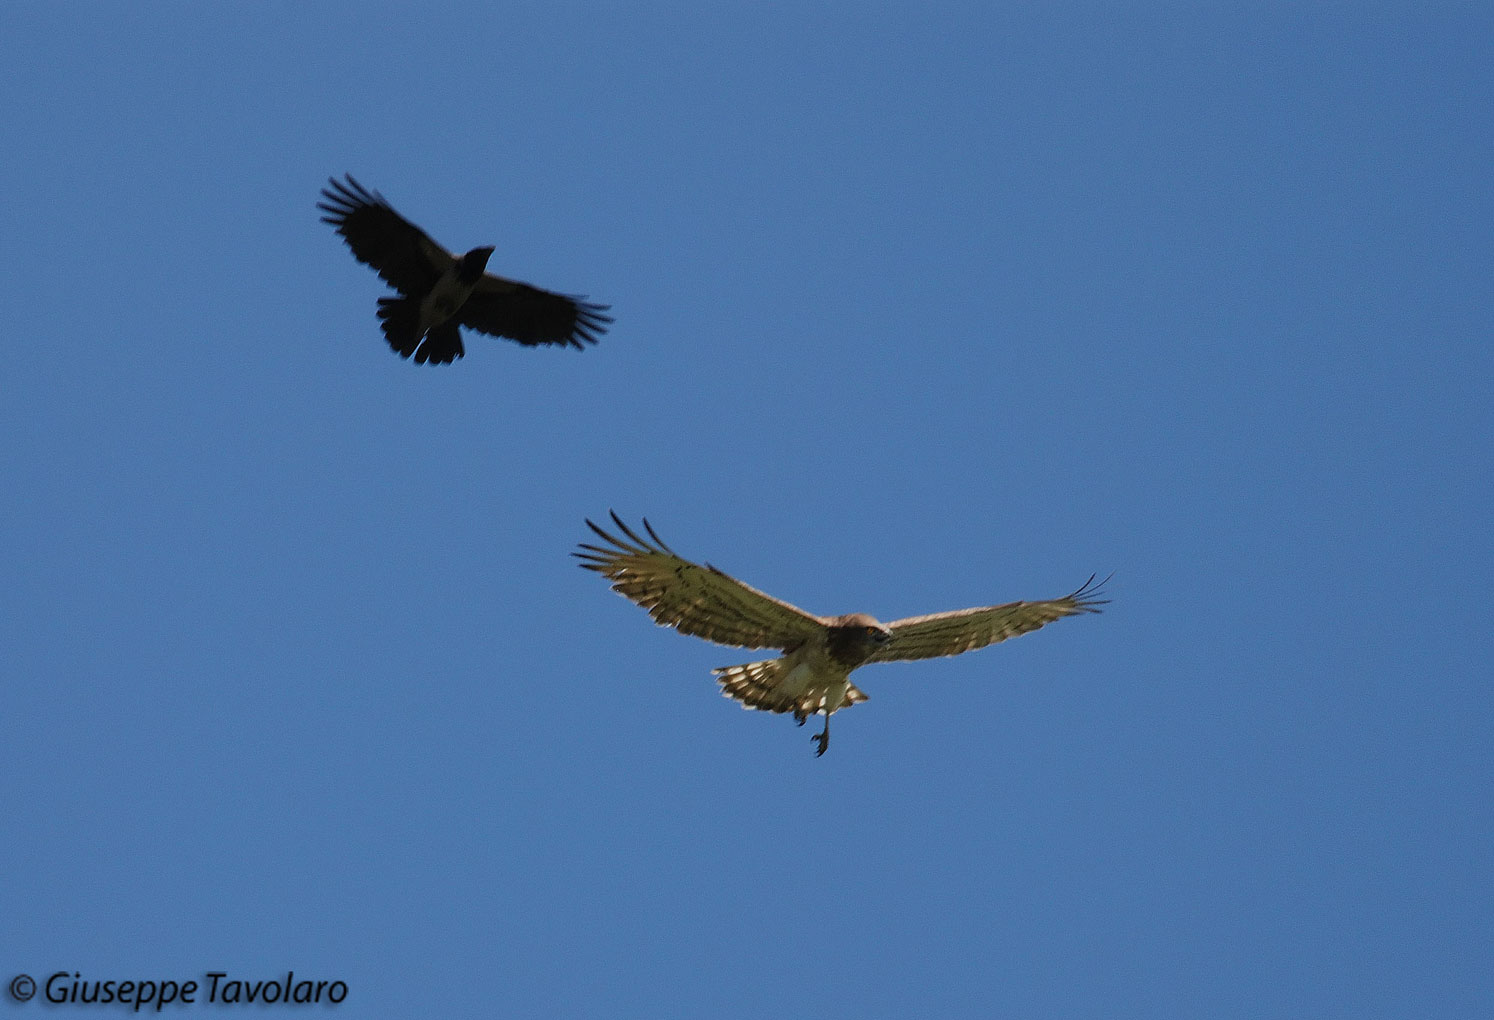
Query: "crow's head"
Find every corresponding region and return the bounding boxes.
[457,246,495,281]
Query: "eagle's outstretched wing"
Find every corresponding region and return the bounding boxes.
[459,278,612,350]
[867,574,1110,663]
[317,175,450,296]
[575,512,828,651]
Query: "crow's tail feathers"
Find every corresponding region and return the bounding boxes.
[376,297,464,365]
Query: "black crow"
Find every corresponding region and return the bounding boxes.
[318,175,611,365]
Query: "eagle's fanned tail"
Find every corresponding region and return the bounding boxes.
[713,659,867,719]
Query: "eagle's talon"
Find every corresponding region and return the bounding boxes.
[811,732,829,756]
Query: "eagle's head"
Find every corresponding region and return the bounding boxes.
[826,613,893,666]
[457,246,495,282]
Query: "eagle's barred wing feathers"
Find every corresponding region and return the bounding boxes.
[574,512,826,651]
[869,574,1110,663]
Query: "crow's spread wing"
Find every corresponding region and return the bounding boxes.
[459,275,612,349]
[318,174,451,296]
[575,512,827,650]
[867,575,1109,663]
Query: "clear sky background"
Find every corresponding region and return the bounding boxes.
[2,4,1489,1018]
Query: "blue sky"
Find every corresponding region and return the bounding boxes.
[2,4,1489,1017]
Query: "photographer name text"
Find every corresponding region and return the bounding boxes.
[9,971,346,1011]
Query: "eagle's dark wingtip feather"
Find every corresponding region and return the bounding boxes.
[1068,572,1113,611]
[641,517,678,556]
[583,513,644,557]
[610,513,657,552]
[572,547,611,572]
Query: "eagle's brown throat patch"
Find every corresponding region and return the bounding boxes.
[825,617,885,669]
